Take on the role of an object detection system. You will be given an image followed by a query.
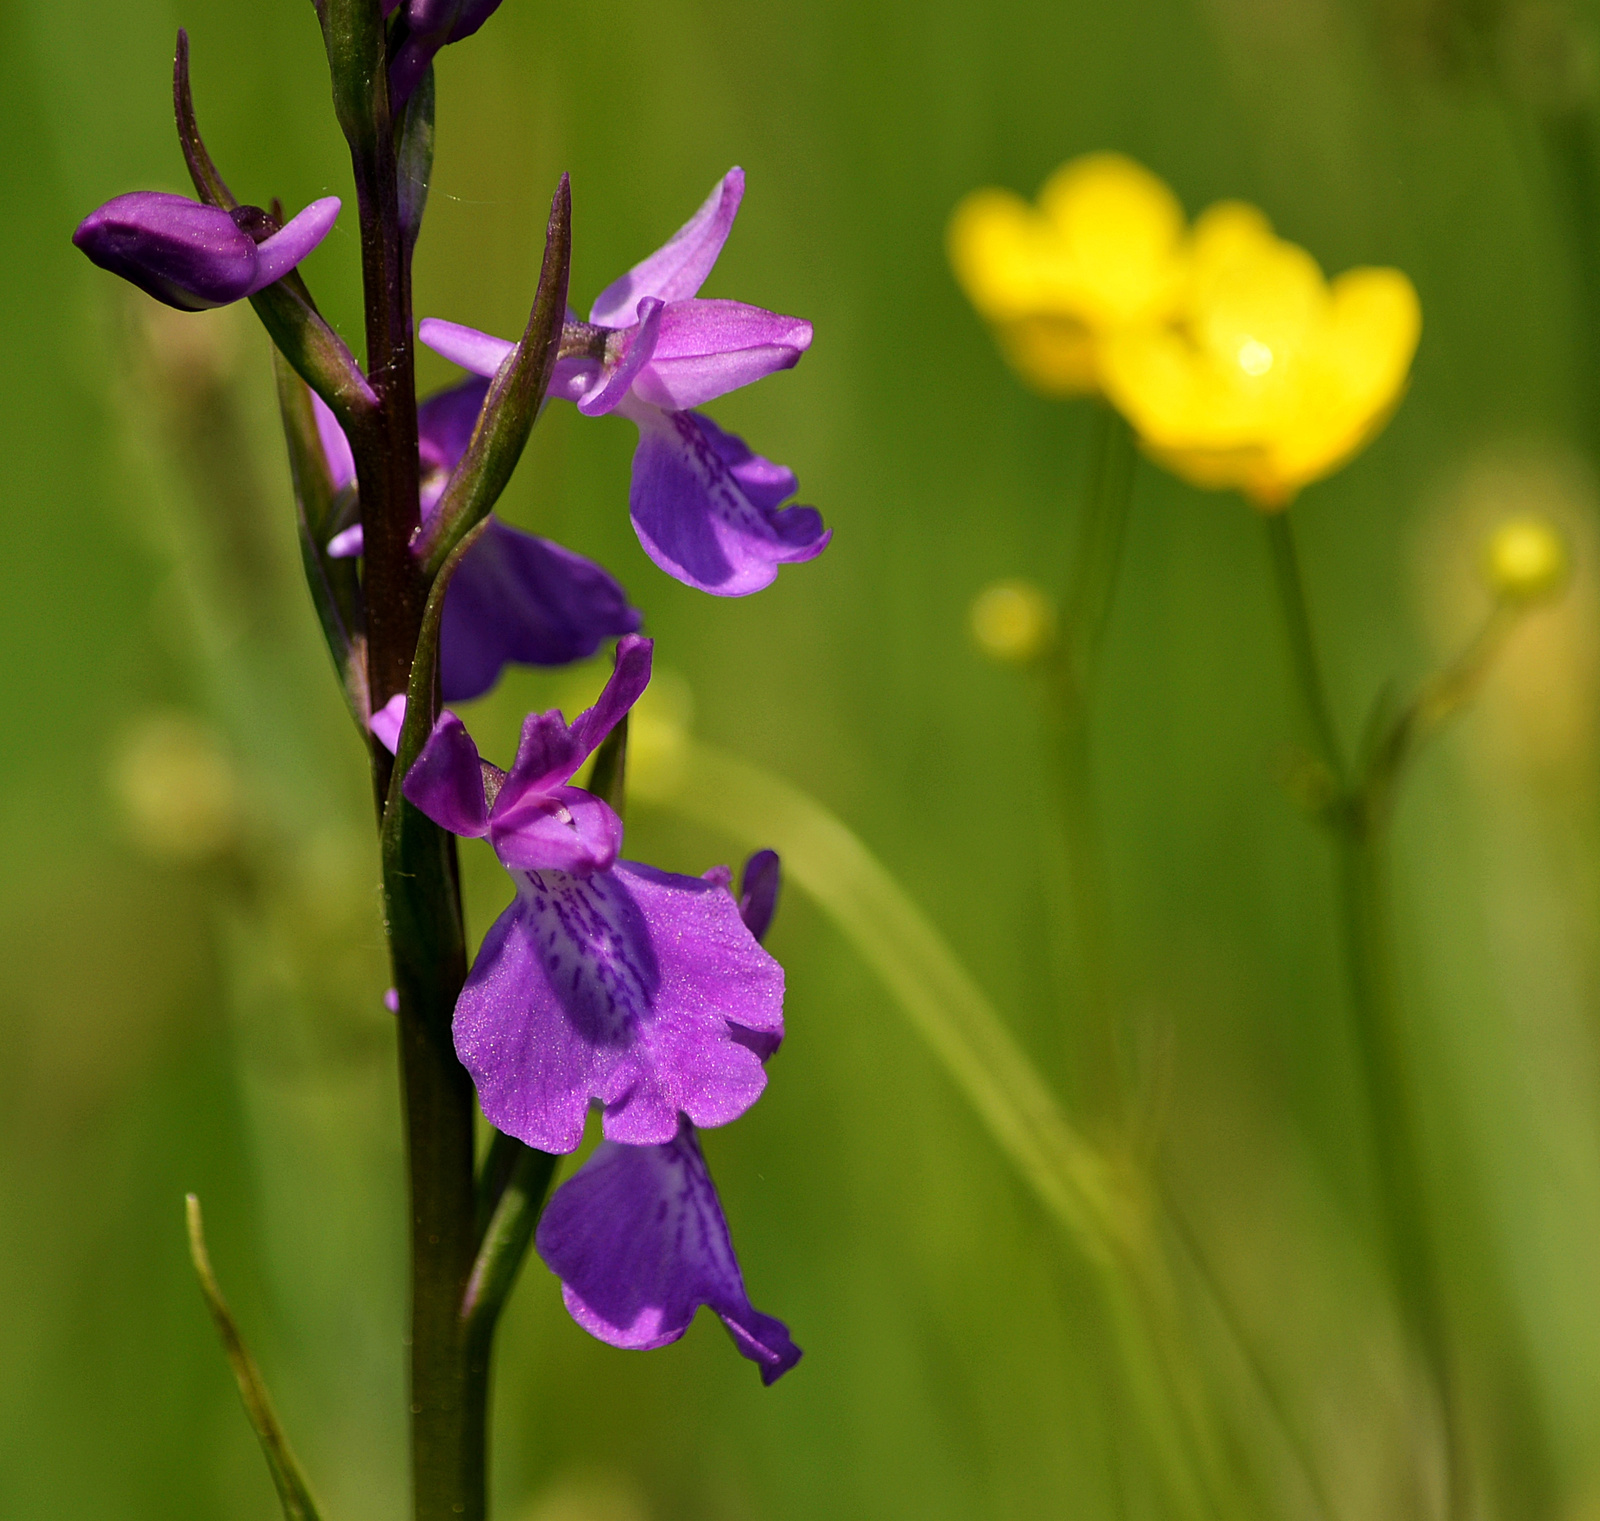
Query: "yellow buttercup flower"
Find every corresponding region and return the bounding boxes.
[948,153,1188,394]
[1098,202,1421,509]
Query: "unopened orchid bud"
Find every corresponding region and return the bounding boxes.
[1484,514,1571,603]
[389,0,505,108]
[73,191,340,312]
[970,578,1056,664]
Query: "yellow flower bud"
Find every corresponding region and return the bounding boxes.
[1484,514,1571,602]
[109,713,241,863]
[970,579,1056,664]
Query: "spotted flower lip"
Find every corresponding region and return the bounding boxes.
[73,191,341,312]
[400,643,785,1152]
[315,377,641,701]
[419,167,829,597]
[534,849,799,1382]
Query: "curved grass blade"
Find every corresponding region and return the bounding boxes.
[185,1196,322,1521]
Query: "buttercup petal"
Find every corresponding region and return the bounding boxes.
[589,168,745,326]
[536,1121,802,1383]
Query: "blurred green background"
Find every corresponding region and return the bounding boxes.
[9,0,1600,1516]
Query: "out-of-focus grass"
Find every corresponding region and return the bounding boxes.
[7,0,1600,1516]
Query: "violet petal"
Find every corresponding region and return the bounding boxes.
[738,849,781,944]
[246,197,342,291]
[588,169,745,326]
[311,391,358,495]
[73,191,258,311]
[536,1121,801,1383]
[631,300,812,411]
[418,317,514,378]
[439,520,642,703]
[488,784,623,875]
[577,298,665,418]
[403,711,492,837]
[453,861,783,1152]
[619,402,830,595]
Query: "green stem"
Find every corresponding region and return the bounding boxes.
[1045,403,1138,1123]
[1263,510,1465,1518]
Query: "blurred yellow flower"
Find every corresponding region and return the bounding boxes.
[948,153,1188,395]
[1099,202,1421,509]
[970,579,1056,664]
[1484,514,1571,603]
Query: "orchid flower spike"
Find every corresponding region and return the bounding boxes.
[421,169,830,596]
[73,192,340,312]
[535,849,801,1383]
[316,378,640,701]
[400,639,786,1152]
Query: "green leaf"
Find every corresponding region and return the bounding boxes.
[273,352,368,726]
[315,0,387,154]
[185,1197,323,1521]
[417,176,572,578]
[462,1140,560,1350]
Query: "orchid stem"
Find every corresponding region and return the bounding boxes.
[1045,401,1137,1126]
[323,8,484,1519]
[1263,509,1466,1520]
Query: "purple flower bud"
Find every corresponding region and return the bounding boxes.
[389,0,505,108]
[73,192,340,312]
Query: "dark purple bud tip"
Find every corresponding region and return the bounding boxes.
[73,191,340,312]
[738,850,781,944]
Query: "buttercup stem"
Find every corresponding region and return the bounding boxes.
[1044,402,1137,1124]
[1263,510,1465,1518]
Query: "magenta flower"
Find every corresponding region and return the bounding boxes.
[419,169,830,596]
[535,849,800,1383]
[316,378,640,701]
[536,1118,802,1383]
[73,191,340,312]
[401,637,786,1153]
[387,0,504,108]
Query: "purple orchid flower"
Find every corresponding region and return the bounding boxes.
[73,191,340,312]
[315,378,640,702]
[387,0,504,109]
[535,849,800,1384]
[400,637,786,1153]
[419,168,830,597]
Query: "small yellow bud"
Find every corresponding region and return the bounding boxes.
[970,579,1056,664]
[1484,514,1571,602]
[109,713,241,863]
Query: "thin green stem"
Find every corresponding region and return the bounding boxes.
[1043,403,1138,1124]
[1262,512,1347,786]
[1263,510,1466,1519]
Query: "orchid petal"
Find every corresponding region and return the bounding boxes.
[402,710,492,838]
[418,376,490,477]
[73,192,257,311]
[370,694,408,755]
[488,784,623,874]
[576,298,665,417]
[326,525,364,558]
[619,403,829,595]
[738,849,781,944]
[536,1121,802,1383]
[588,168,745,325]
[631,300,812,410]
[419,317,515,378]
[439,521,641,703]
[311,391,358,495]
[247,197,342,291]
[453,861,783,1152]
